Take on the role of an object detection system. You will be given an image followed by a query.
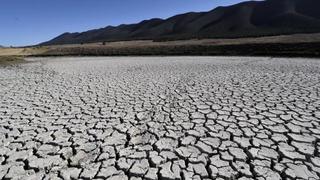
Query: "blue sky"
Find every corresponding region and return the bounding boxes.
[0,0,246,46]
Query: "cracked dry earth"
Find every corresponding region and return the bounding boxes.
[0,56,320,180]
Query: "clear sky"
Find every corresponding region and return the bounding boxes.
[0,0,246,46]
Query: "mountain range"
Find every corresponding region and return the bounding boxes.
[42,0,320,45]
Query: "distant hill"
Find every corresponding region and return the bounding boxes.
[42,0,320,45]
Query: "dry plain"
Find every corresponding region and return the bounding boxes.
[1,33,320,57]
[0,56,320,180]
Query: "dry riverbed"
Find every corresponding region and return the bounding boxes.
[0,56,319,179]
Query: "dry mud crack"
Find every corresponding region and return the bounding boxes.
[0,56,320,180]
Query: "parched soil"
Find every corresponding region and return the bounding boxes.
[0,56,319,179]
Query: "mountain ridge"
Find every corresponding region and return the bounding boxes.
[42,0,320,45]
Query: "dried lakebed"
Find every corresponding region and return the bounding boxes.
[0,56,320,180]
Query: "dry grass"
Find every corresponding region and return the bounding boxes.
[1,33,320,57]
[0,56,26,66]
[0,47,49,66]
[0,47,49,56]
[49,32,320,48]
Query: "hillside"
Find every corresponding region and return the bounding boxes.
[42,0,320,45]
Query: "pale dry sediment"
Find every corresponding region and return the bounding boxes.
[0,56,319,180]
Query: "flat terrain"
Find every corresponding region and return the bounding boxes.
[0,57,320,179]
[1,33,320,57]
[47,33,320,48]
[0,47,48,56]
[0,56,26,66]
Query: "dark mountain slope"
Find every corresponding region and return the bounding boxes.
[42,0,320,45]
